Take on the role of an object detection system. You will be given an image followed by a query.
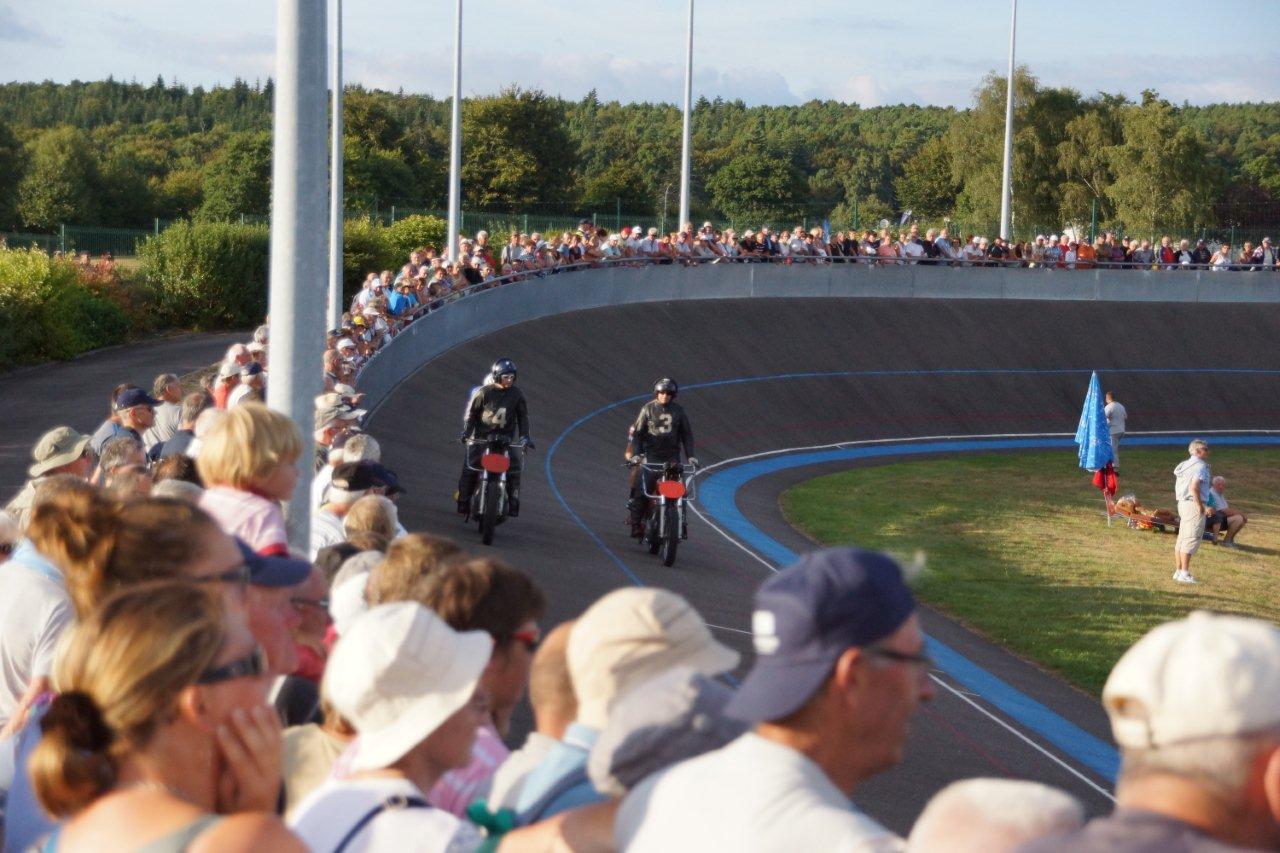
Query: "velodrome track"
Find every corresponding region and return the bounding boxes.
[370,295,1280,832]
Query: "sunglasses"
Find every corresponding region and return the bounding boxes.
[513,629,541,654]
[197,646,268,685]
[866,646,935,671]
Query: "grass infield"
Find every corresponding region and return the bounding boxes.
[780,448,1280,695]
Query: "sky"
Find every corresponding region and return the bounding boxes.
[2,0,1278,108]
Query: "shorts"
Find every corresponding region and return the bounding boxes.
[1207,510,1228,530]
[1176,500,1206,555]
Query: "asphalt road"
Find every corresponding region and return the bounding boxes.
[369,296,1280,833]
[0,331,244,496]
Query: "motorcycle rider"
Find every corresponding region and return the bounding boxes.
[625,377,698,537]
[457,357,533,516]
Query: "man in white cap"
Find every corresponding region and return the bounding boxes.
[288,602,490,851]
[1021,611,1280,852]
[3,426,93,530]
[514,587,738,823]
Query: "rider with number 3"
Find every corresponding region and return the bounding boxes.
[457,358,533,516]
[625,377,697,537]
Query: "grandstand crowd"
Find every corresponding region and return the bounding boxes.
[0,226,1278,853]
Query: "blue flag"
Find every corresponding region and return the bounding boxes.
[822,219,830,244]
[1075,371,1114,471]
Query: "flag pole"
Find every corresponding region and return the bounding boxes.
[998,0,1017,241]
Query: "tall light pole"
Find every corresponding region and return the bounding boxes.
[267,0,327,549]
[998,0,1017,241]
[445,0,463,264]
[677,0,694,233]
[326,0,344,330]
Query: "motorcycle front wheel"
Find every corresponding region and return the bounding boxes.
[660,503,679,566]
[480,479,500,546]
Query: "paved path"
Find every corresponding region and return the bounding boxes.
[0,332,243,496]
[368,296,1280,833]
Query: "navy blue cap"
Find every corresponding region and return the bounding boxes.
[367,462,405,496]
[239,361,264,377]
[114,388,161,411]
[236,538,312,588]
[725,548,916,723]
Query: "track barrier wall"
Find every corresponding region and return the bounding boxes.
[358,263,1280,416]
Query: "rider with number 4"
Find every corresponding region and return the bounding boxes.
[457,358,533,516]
[625,377,697,537]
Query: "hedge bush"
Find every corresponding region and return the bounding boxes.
[384,215,447,263]
[138,220,270,329]
[0,248,128,367]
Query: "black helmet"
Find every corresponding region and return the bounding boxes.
[654,377,678,397]
[491,358,518,382]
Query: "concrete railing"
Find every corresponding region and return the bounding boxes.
[358,262,1280,416]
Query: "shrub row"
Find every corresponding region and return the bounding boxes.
[0,248,129,368]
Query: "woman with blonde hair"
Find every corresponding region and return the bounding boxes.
[196,402,302,556]
[341,494,399,542]
[28,582,302,852]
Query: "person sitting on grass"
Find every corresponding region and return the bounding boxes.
[1207,475,1248,548]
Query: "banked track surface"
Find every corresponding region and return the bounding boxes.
[369,297,1280,832]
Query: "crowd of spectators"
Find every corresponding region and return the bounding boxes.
[0,229,1277,853]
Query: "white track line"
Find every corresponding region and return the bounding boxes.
[929,674,1116,801]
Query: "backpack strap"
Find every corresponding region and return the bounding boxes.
[333,794,430,853]
[514,764,591,826]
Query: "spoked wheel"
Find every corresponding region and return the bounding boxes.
[660,504,679,567]
[480,481,499,546]
[647,509,661,555]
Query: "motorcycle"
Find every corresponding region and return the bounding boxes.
[630,459,696,567]
[465,435,526,545]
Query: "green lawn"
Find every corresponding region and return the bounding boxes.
[781,448,1280,695]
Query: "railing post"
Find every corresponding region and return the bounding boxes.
[391,204,396,224]
[616,197,622,233]
[154,217,161,236]
[59,224,66,254]
[523,214,529,234]
[1089,198,1098,243]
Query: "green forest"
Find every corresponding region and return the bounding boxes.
[0,72,1278,238]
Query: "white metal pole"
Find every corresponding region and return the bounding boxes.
[446,0,463,264]
[267,0,327,549]
[327,0,344,329]
[677,0,694,233]
[998,0,1017,241]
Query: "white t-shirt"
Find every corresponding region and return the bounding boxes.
[1104,401,1127,434]
[227,383,256,409]
[311,465,334,512]
[616,732,904,852]
[289,776,482,853]
[198,486,289,556]
[1210,487,1228,511]
[0,543,75,729]
[310,509,346,559]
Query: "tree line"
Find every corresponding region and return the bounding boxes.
[0,72,1277,237]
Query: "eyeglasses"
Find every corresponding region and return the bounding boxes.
[196,562,251,590]
[291,596,331,613]
[197,646,268,685]
[865,646,934,671]
[512,629,541,654]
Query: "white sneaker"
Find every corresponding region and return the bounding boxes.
[1173,570,1198,584]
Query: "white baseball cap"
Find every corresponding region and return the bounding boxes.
[1103,611,1280,749]
[324,602,492,771]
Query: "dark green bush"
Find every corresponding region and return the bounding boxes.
[384,214,447,261]
[138,220,270,329]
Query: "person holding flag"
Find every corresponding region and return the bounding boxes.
[1075,371,1118,515]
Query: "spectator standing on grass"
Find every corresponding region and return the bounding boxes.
[617,548,932,851]
[1171,439,1212,585]
[1022,612,1280,853]
[1104,391,1127,471]
[142,373,183,450]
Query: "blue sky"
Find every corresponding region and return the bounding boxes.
[2,0,1277,107]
